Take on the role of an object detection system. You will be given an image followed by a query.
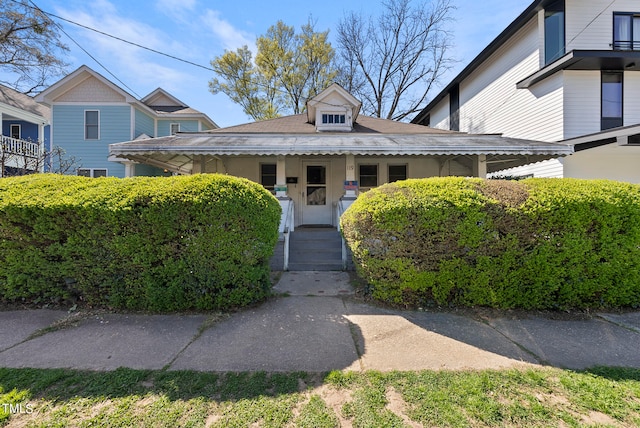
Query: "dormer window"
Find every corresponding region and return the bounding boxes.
[306,83,361,132]
[322,114,346,124]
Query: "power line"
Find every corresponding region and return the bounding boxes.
[33,5,217,72]
[25,0,143,98]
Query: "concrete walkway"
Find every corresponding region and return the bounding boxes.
[1,271,640,372]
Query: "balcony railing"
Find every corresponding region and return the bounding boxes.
[0,135,40,159]
[613,40,640,51]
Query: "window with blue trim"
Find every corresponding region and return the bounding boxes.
[322,114,346,124]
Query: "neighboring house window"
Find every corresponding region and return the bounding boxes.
[170,123,180,135]
[545,0,565,64]
[601,72,623,130]
[260,163,276,192]
[388,165,407,183]
[449,84,459,131]
[322,114,346,124]
[359,165,378,188]
[85,110,99,140]
[613,12,640,51]
[78,168,107,178]
[10,124,21,140]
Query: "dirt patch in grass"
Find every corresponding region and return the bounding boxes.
[385,386,421,428]
[312,384,353,427]
[582,410,622,427]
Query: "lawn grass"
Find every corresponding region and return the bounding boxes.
[1,367,639,427]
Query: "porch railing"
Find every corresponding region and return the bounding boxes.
[282,200,295,271]
[336,200,348,270]
[1,135,40,158]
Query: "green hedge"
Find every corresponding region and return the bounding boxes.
[341,177,640,310]
[0,174,281,311]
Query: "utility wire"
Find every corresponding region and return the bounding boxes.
[29,3,216,72]
[26,0,143,98]
[15,0,365,112]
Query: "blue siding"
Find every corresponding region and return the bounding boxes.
[135,109,155,137]
[2,120,40,142]
[52,105,131,177]
[157,119,200,135]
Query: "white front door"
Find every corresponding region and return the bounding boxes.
[302,162,332,225]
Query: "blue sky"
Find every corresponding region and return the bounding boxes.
[31,0,533,127]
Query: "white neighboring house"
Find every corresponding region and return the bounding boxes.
[412,0,640,183]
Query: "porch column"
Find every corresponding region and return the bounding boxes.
[473,154,487,178]
[275,155,287,198]
[275,155,293,234]
[343,153,357,199]
[38,123,45,172]
[192,155,207,174]
[124,162,135,177]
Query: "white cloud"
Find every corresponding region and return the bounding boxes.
[53,0,194,93]
[201,10,255,51]
[154,0,197,24]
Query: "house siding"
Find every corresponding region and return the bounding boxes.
[489,158,564,178]
[57,76,126,103]
[52,104,130,177]
[135,109,155,138]
[624,71,640,125]
[564,143,640,183]
[566,0,640,51]
[456,17,564,142]
[2,120,40,142]
[563,71,601,139]
[429,96,450,130]
[157,120,200,135]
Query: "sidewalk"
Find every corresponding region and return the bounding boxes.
[1,271,639,372]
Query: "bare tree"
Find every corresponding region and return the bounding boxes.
[0,0,69,95]
[336,0,455,121]
[1,139,79,177]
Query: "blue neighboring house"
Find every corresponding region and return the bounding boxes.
[0,84,50,176]
[35,65,218,177]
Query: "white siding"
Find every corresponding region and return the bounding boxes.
[429,95,450,130]
[488,158,564,178]
[563,71,601,139]
[459,17,564,141]
[625,71,640,125]
[564,143,640,183]
[566,0,640,51]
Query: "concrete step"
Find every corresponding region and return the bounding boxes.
[288,262,344,271]
[287,228,344,271]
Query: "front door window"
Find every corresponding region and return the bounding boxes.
[306,165,326,205]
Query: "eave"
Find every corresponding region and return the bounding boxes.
[517,50,640,89]
[411,0,548,124]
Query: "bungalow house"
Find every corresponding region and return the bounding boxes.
[411,0,640,183]
[34,65,218,177]
[0,84,50,176]
[110,83,571,270]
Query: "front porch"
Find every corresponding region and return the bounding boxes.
[0,135,42,176]
[109,84,572,271]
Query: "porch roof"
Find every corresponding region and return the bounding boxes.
[109,114,572,174]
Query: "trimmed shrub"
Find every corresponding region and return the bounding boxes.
[341,177,640,310]
[0,174,281,311]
